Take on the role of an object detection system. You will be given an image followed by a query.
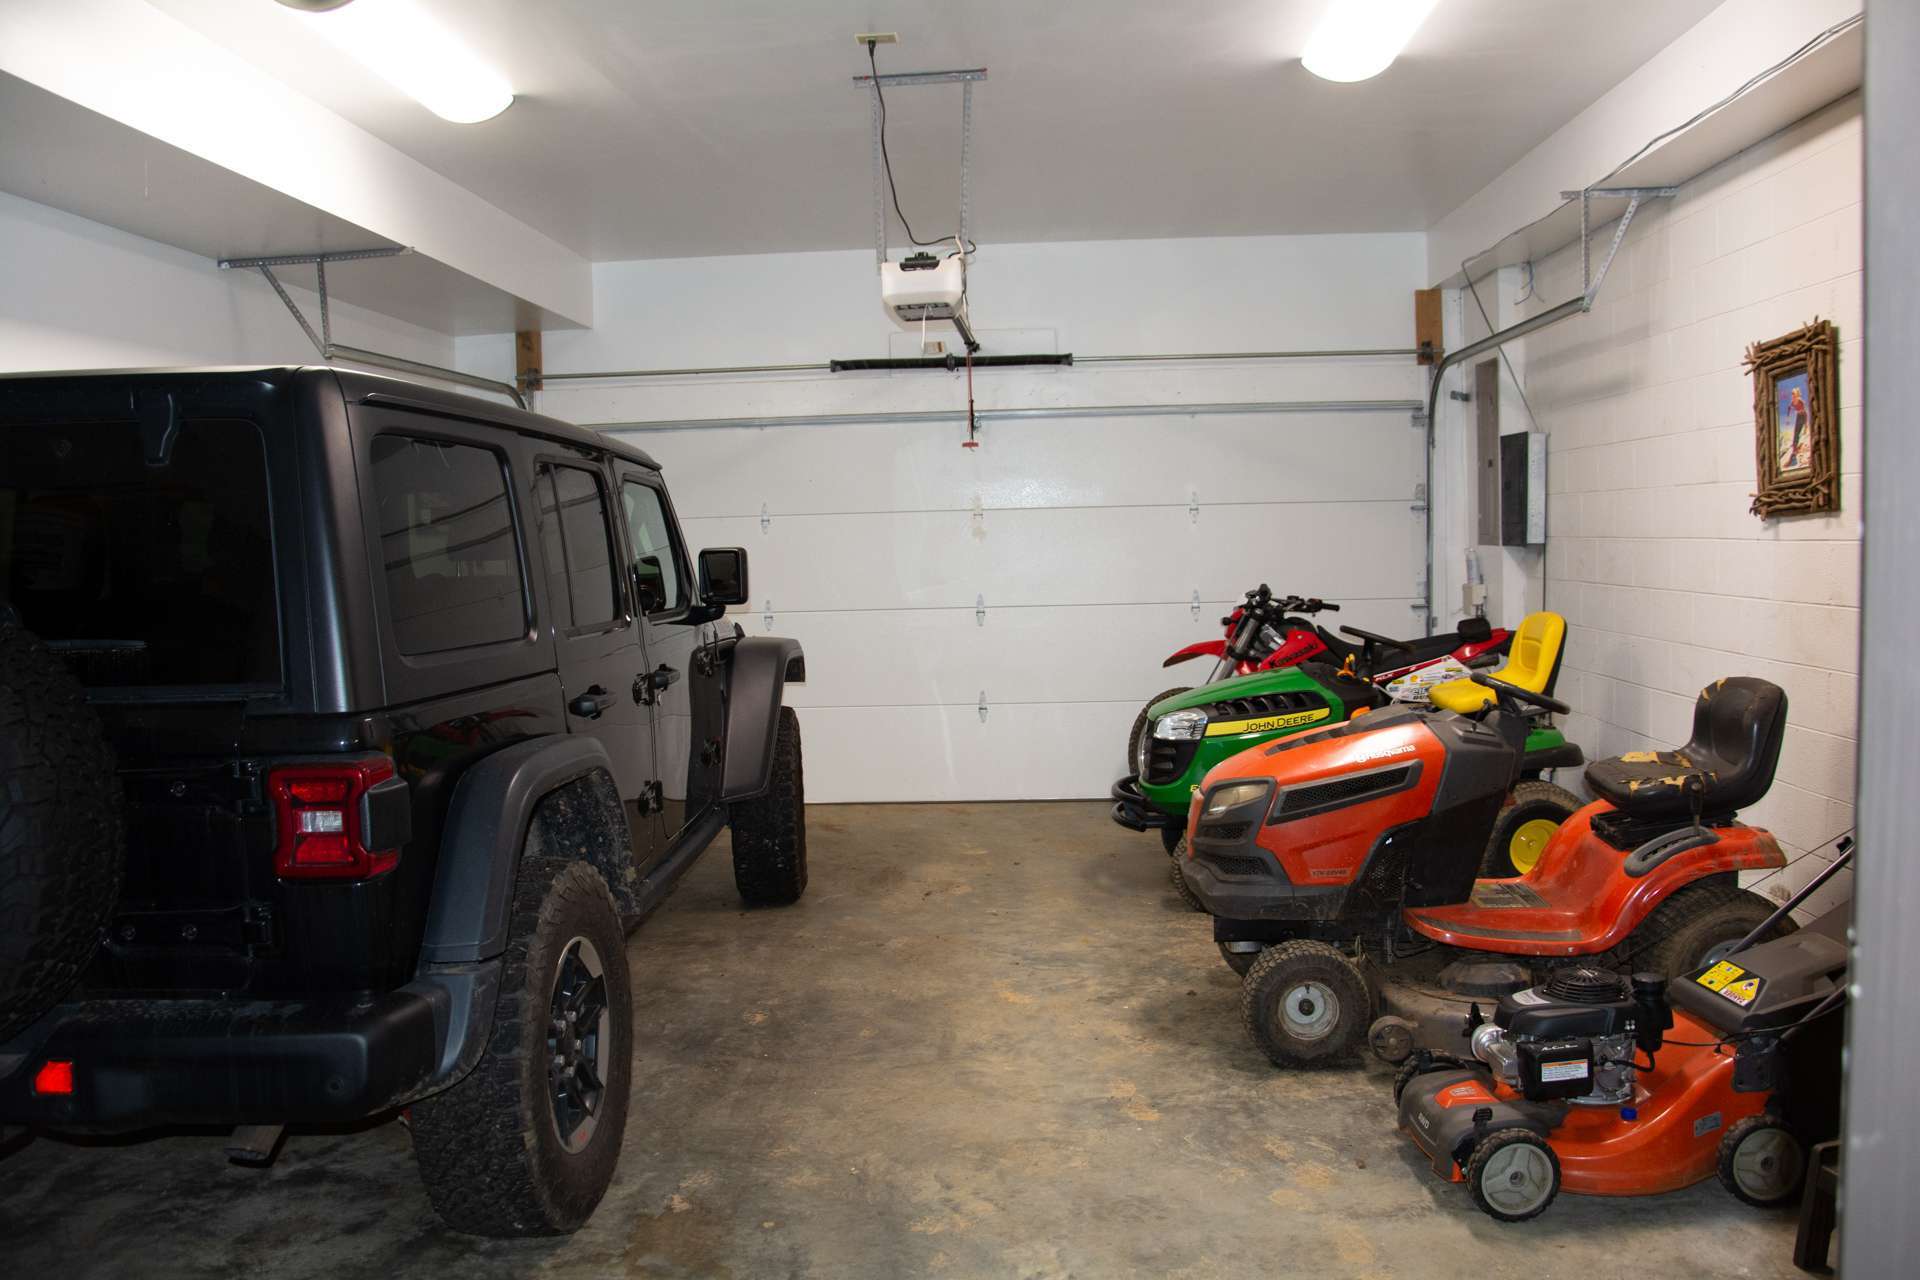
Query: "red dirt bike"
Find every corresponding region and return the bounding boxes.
[1160,585,1513,696]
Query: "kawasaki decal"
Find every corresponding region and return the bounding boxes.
[1205,707,1332,738]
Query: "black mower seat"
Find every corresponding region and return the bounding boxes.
[1584,677,1787,819]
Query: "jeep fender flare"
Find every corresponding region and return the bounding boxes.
[721,636,806,803]
[418,735,633,966]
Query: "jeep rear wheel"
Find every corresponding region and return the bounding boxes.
[409,859,633,1237]
[729,707,808,906]
[0,623,124,1043]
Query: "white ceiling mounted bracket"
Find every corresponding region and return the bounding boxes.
[1561,186,1679,310]
[218,246,527,409]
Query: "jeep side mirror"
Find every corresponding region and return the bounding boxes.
[698,546,748,606]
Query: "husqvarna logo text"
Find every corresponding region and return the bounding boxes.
[1348,741,1416,766]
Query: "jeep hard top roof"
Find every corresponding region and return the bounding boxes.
[0,365,661,471]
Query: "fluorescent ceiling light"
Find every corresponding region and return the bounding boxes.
[295,0,514,123]
[1301,0,1442,82]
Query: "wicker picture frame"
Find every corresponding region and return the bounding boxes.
[1745,318,1840,518]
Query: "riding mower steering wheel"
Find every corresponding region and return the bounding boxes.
[1469,671,1572,717]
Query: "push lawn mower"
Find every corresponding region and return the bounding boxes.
[1178,672,1794,1068]
[1117,612,1584,884]
[1394,840,1850,1221]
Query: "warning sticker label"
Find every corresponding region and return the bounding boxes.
[1539,1059,1591,1083]
[1720,977,1763,1006]
[1695,960,1747,992]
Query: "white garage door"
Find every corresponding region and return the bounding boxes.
[618,399,1427,802]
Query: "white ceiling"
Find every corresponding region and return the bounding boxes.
[148,0,1724,263]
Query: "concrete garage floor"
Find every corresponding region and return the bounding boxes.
[1,802,1805,1279]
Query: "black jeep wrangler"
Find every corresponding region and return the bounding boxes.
[0,367,808,1236]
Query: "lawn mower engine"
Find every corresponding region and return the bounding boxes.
[1401,967,1671,1166]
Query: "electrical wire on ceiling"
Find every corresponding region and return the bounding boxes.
[866,40,975,260]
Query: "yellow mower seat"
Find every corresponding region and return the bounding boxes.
[1428,611,1567,715]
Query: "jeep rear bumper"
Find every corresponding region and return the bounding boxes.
[0,965,496,1134]
[1110,774,1179,831]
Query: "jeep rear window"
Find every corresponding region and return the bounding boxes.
[0,418,280,689]
[370,434,528,655]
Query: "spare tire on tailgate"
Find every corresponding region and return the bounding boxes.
[0,622,123,1042]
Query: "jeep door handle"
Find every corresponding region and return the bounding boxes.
[632,665,680,706]
[569,686,615,720]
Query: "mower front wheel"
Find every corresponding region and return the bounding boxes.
[1159,825,1184,857]
[1169,849,1205,913]
[1127,686,1192,769]
[1467,1129,1561,1222]
[1240,940,1371,1068]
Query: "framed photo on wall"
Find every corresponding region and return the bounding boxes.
[1745,318,1840,518]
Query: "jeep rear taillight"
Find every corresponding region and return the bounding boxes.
[269,760,401,880]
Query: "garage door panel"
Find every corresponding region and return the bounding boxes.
[793,702,1144,802]
[756,598,1429,710]
[627,409,1422,519]
[685,503,1422,613]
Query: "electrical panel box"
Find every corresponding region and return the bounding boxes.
[1500,431,1547,546]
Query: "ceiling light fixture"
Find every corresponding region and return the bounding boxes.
[280,0,515,124]
[1300,0,1442,83]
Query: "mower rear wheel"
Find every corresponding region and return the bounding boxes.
[1169,850,1204,913]
[1468,1129,1561,1222]
[1241,940,1371,1068]
[1127,686,1192,770]
[1629,881,1797,979]
[1718,1115,1805,1207]
[1480,781,1582,878]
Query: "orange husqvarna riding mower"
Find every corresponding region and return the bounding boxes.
[1178,673,1794,1068]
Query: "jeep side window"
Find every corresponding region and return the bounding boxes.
[535,463,623,632]
[369,435,527,656]
[619,480,687,615]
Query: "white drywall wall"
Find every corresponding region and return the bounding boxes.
[462,233,1432,802]
[1495,97,1863,916]
[0,190,454,372]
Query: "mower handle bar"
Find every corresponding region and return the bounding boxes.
[1470,672,1571,716]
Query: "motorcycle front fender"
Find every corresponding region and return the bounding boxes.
[1163,639,1227,668]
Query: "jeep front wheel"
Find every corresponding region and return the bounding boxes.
[730,707,808,905]
[409,859,633,1237]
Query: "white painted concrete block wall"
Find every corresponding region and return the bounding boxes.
[0,190,455,372]
[461,234,1432,802]
[1514,96,1863,915]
